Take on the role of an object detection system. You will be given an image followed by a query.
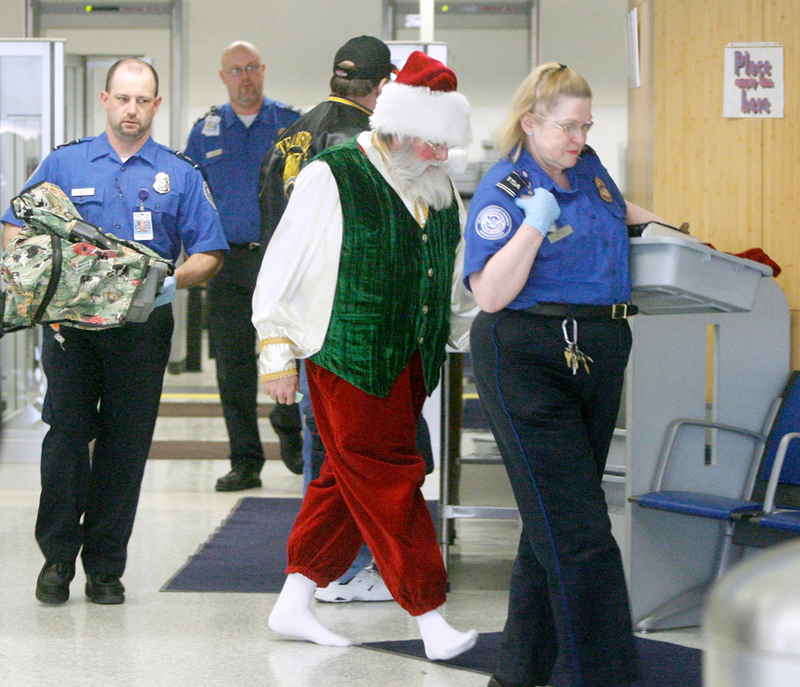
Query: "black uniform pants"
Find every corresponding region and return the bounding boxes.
[471,309,639,687]
[206,245,267,473]
[37,306,173,576]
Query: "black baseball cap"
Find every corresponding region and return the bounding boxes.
[333,36,394,82]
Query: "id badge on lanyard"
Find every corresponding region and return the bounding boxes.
[133,211,154,240]
[134,188,154,240]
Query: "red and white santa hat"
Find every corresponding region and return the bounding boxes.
[370,51,471,148]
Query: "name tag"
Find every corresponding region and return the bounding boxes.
[206,149,223,159]
[72,187,95,196]
[548,224,574,243]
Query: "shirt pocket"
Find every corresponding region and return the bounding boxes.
[143,190,180,223]
[535,199,600,279]
[199,149,234,201]
[69,187,105,220]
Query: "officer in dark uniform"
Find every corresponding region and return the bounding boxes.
[185,41,301,489]
[1,58,228,606]
[464,63,667,687]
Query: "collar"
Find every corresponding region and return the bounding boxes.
[220,97,269,128]
[327,95,373,116]
[88,132,157,166]
[516,148,578,195]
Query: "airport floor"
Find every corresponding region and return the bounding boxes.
[0,356,702,687]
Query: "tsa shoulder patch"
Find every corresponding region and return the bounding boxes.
[475,205,512,241]
[203,181,216,209]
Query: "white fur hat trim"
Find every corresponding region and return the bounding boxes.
[369,81,472,148]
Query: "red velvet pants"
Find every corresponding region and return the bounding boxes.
[286,354,447,616]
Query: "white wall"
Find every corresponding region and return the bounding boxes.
[0,0,630,186]
[38,27,173,146]
[182,0,385,143]
[0,4,25,38]
[540,0,630,190]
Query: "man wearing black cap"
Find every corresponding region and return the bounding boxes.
[258,35,394,246]
[257,35,395,604]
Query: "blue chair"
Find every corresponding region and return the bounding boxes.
[735,430,800,535]
[631,372,800,631]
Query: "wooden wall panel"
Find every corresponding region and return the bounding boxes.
[763,0,800,366]
[652,0,764,250]
[629,0,800,366]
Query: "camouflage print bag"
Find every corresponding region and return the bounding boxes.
[0,181,174,335]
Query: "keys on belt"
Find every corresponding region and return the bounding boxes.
[562,317,593,375]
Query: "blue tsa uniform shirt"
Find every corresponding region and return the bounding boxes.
[464,146,631,309]
[184,98,300,244]
[2,133,228,262]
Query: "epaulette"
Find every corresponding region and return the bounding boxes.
[495,171,528,199]
[171,148,210,184]
[191,104,219,127]
[171,148,202,171]
[55,138,85,150]
[270,99,302,116]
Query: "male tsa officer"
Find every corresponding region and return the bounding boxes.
[185,40,302,490]
[1,57,228,605]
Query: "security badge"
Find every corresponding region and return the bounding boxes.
[595,176,614,203]
[153,172,170,194]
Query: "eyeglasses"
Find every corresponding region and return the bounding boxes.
[224,64,261,77]
[534,113,593,137]
[423,140,455,154]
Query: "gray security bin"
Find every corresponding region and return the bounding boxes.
[703,539,800,685]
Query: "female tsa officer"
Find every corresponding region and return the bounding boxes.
[464,62,669,687]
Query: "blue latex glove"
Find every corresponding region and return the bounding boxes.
[514,187,561,237]
[153,275,177,308]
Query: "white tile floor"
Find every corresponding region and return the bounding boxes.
[0,358,702,687]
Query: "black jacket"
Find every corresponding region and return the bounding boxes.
[258,96,373,248]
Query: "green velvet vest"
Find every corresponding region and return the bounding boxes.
[309,139,460,397]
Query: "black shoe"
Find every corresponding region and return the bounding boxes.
[85,573,125,605]
[36,561,75,604]
[215,468,262,492]
[278,433,304,475]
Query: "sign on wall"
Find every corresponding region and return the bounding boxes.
[723,42,784,118]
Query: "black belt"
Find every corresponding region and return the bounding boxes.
[525,302,638,320]
[229,242,261,251]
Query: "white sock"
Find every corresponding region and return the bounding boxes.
[268,573,352,647]
[416,609,479,660]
